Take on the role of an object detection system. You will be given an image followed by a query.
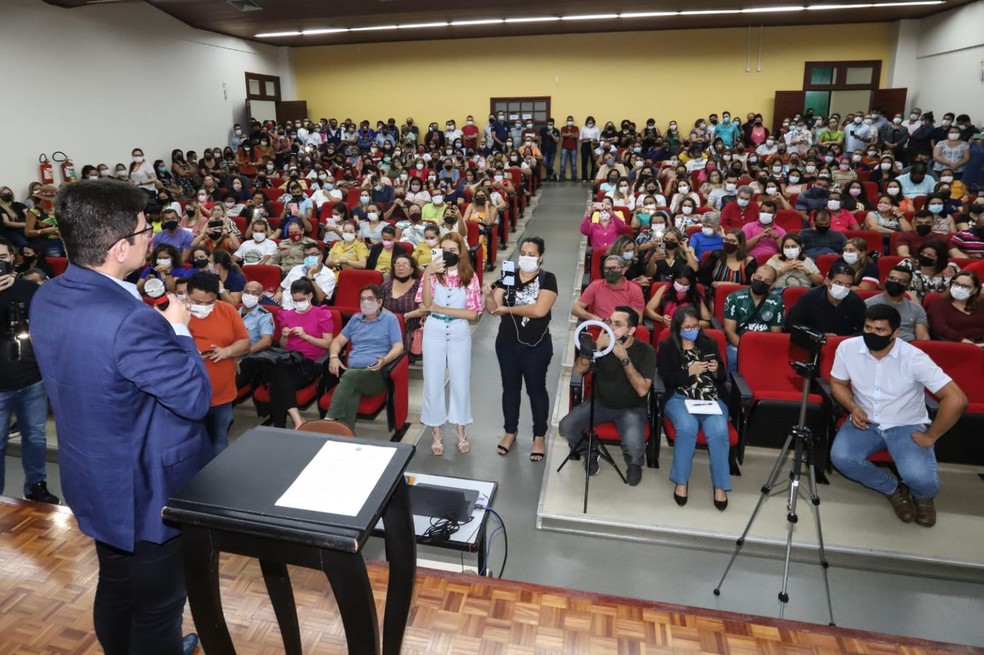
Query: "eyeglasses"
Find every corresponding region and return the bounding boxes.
[119,225,155,242]
[358,296,378,302]
[951,282,973,291]
[885,276,909,285]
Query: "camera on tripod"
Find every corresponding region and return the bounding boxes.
[788,324,826,379]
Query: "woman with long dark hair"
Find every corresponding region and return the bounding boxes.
[656,306,731,510]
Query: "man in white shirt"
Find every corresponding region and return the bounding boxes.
[829,304,967,527]
[274,241,336,309]
[233,218,277,266]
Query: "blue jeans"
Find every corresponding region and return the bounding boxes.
[0,380,50,495]
[560,149,577,180]
[830,421,939,499]
[664,395,732,490]
[543,150,557,177]
[204,402,233,461]
[726,344,739,378]
[559,401,648,467]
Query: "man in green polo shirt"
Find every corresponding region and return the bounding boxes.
[722,265,783,374]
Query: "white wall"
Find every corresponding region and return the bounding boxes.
[0,0,293,196]
[904,1,984,123]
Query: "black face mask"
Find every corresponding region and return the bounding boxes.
[750,279,771,296]
[918,255,936,268]
[862,332,893,352]
[393,273,413,283]
[885,281,907,298]
[915,224,932,236]
[0,192,13,202]
[664,241,679,250]
[209,231,223,240]
[815,225,830,234]
[722,242,738,254]
[442,252,460,267]
[163,220,178,231]
[193,258,209,269]
[291,194,303,202]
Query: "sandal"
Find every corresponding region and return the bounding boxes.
[431,429,444,456]
[497,433,516,456]
[530,436,546,462]
[457,437,471,454]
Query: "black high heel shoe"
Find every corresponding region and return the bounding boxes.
[673,485,688,507]
[713,492,728,511]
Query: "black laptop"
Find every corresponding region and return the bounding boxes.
[408,483,480,523]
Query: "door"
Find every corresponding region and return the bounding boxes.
[773,91,805,132]
[871,88,908,118]
[279,101,308,124]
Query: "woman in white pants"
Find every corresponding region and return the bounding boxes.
[416,232,483,455]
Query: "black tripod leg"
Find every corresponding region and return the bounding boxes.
[594,441,626,483]
[806,450,836,626]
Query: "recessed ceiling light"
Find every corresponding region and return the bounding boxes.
[741,5,806,12]
[450,18,506,26]
[503,16,561,23]
[399,21,450,29]
[619,11,678,18]
[255,30,301,38]
[301,28,348,35]
[560,14,620,21]
[679,9,743,15]
[349,24,399,31]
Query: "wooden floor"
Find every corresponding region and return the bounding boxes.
[0,497,979,655]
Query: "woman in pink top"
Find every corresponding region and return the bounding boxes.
[269,278,334,428]
[581,203,630,250]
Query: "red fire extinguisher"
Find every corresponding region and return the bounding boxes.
[53,151,77,183]
[39,154,54,185]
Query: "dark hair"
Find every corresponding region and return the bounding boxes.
[290,278,315,296]
[360,284,383,301]
[865,303,901,331]
[828,263,855,280]
[0,235,15,257]
[211,249,237,273]
[889,264,913,283]
[55,180,148,268]
[670,305,702,351]
[657,266,706,315]
[186,271,221,296]
[520,236,545,256]
[151,243,181,263]
[391,251,418,278]
[919,238,949,273]
[612,305,639,329]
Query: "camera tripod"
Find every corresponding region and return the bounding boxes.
[713,352,835,626]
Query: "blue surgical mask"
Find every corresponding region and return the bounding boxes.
[680,328,700,342]
[304,255,319,268]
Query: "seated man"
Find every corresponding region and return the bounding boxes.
[720,185,759,230]
[864,265,929,341]
[234,218,277,266]
[947,203,984,259]
[799,208,847,260]
[152,208,194,261]
[275,241,336,309]
[235,280,276,388]
[785,264,866,336]
[324,285,404,430]
[559,307,657,486]
[794,176,831,217]
[572,255,645,321]
[272,221,318,274]
[896,162,936,199]
[830,304,967,527]
[895,211,936,257]
[722,264,783,374]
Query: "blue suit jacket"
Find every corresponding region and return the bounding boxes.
[31,264,212,551]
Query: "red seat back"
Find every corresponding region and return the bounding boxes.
[333,269,384,308]
[781,286,810,318]
[877,255,905,284]
[774,209,803,233]
[45,256,69,277]
[736,331,812,394]
[844,230,883,256]
[713,283,748,327]
[911,341,984,404]
[815,253,839,278]
[242,264,283,293]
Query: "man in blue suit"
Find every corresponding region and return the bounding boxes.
[31,180,211,655]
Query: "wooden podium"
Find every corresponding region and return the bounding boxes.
[163,426,416,655]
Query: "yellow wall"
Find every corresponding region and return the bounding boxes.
[293,23,895,129]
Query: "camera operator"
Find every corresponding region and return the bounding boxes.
[784,264,866,337]
[559,307,656,486]
[829,304,967,528]
[0,236,59,504]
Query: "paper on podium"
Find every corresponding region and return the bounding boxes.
[275,440,395,516]
[685,399,723,415]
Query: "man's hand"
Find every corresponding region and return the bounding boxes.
[611,341,628,361]
[0,274,15,293]
[160,293,191,326]
[912,430,935,448]
[367,356,384,371]
[850,406,870,430]
[328,357,346,376]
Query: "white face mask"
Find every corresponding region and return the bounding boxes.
[678,186,689,193]
[253,231,267,242]
[827,200,841,211]
[432,195,444,205]
[241,293,259,309]
[360,300,380,317]
[842,251,859,264]
[156,258,171,268]
[294,299,311,312]
[518,255,539,273]
[950,286,972,301]
[759,213,774,225]
[681,206,694,215]
[133,156,143,163]
[940,176,953,184]
[367,211,379,221]
[783,247,801,259]
[343,232,356,242]
[829,284,851,300]
[189,303,214,320]
[701,226,715,236]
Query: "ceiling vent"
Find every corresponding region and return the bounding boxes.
[228,0,262,11]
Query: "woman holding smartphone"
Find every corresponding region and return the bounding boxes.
[416,232,483,455]
[656,306,731,510]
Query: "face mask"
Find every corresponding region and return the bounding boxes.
[877,204,892,213]
[827,200,841,211]
[163,220,178,231]
[759,213,774,225]
[948,132,960,140]
[702,226,715,237]
[815,224,830,234]
[765,186,778,195]
[442,251,460,267]
[241,293,259,309]
[209,230,223,240]
[885,280,907,298]
[193,258,209,269]
[679,327,700,342]
[737,198,749,208]
[360,299,380,317]
[861,329,893,353]
[197,194,208,202]
[664,241,679,250]
[854,117,863,125]
[783,247,800,259]
[603,270,623,284]
[805,165,817,173]
[681,206,694,215]
[788,176,800,184]
[887,187,900,196]
[622,251,634,261]
[842,251,860,265]
[940,176,953,184]
[304,255,321,268]
[425,238,438,247]
[723,242,739,254]
[915,224,932,236]
[750,279,771,296]
[950,286,972,301]
[849,188,862,197]
[432,195,444,205]
[189,304,214,320]
[678,185,689,193]
[294,300,311,312]
[928,204,944,214]
[156,258,171,268]
[518,255,539,273]
[673,281,690,295]
[342,232,356,242]
[133,156,144,163]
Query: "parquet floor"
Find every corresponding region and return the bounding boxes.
[1,497,979,655]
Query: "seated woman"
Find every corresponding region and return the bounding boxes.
[608,235,651,292]
[766,233,822,289]
[924,192,958,235]
[580,204,630,251]
[269,278,335,429]
[326,221,369,272]
[758,178,792,211]
[366,224,410,278]
[598,169,621,196]
[647,227,699,282]
[382,252,426,357]
[645,266,711,328]
[211,249,246,305]
[910,238,959,301]
[697,229,757,288]
[656,306,731,510]
[359,203,386,245]
[463,189,498,252]
[136,243,190,294]
[842,179,872,212]
[24,186,64,257]
[834,237,879,290]
[884,179,915,214]
[865,194,910,234]
[673,196,700,231]
[631,195,662,233]
[606,177,636,211]
[926,271,984,343]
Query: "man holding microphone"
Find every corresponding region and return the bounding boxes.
[31,180,211,655]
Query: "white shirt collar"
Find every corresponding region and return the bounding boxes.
[97,271,140,300]
[856,337,900,360]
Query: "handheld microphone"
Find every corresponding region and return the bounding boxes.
[144,277,169,311]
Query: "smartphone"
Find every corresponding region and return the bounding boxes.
[430,248,443,262]
[207,219,223,229]
[0,260,11,276]
[702,354,716,361]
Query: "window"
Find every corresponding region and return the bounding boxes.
[803,61,880,91]
[490,97,551,126]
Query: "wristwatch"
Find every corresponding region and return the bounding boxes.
[620,358,631,368]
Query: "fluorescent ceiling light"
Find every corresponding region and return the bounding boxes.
[741,5,806,12]
[450,18,506,26]
[255,30,301,37]
[680,9,742,15]
[399,21,450,29]
[504,16,561,23]
[807,1,942,8]
[350,24,399,31]
[561,14,620,21]
[619,11,678,17]
[301,28,348,35]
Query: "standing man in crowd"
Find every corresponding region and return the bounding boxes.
[0,236,59,504]
[31,180,210,655]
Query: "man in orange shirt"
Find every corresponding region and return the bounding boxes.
[186,272,250,459]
